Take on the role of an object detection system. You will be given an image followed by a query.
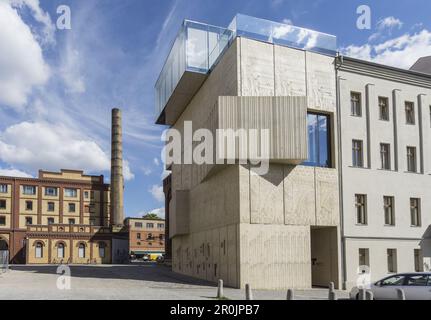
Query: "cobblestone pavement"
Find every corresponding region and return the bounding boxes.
[0,263,349,300]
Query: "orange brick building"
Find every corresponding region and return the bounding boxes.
[125,217,165,258]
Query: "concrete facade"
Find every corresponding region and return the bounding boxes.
[337,57,431,289]
[165,37,341,289]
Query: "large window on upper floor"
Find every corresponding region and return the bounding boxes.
[405,101,415,125]
[303,113,331,168]
[379,97,390,121]
[351,92,362,117]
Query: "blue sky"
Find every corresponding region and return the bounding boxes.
[1,0,431,218]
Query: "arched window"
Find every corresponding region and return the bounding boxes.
[57,243,65,259]
[35,242,43,258]
[78,243,85,258]
[99,242,106,258]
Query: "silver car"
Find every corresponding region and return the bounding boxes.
[350,273,431,300]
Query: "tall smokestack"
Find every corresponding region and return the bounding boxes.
[111,108,124,226]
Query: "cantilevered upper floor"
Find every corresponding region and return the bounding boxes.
[155,14,337,125]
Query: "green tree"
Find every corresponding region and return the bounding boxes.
[143,213,161,220]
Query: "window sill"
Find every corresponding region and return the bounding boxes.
[410,225,422,228]
[404,171,422,175]
[349,166,370,170]
[384,225,396,227]
[355,224,368,227]
[377,168,396,172]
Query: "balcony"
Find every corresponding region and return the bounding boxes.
[155,21,234,125]
[155,14,337,125]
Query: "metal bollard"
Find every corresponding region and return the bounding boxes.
[217,279,224,299]
[328,282,336,300]
[397,288,406,300]
[245,284,253,300]
[358,288,366,300]
[365,290,374,300]
[286,289,294,300]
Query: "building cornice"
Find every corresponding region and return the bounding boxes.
[338,56,431,90]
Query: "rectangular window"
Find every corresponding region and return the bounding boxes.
[0,184,8,193]
[0,216,5,226]
[137,233,141,240]
[135,222,142,228]
[380,143,391,170]
[384,196,395,226]
[25,217,33,225]
[157,223,164,229]
[352,140,364,167]
[146,223,154,229]
[23,185,36,195]
[379,97,389,121]
[355,194,367,225]
[64,188,77,198]
[359,248,369,267]
[47,202,55,212]
[351,92,362,116]
[25,200,33,211]
[68,218,75,225]
[387,249,398,273]
[47,218,54,225]
[45,187,58,196]
[0,200,6,209]
[304,113,331,168]
[407,147,417,173]
[405,101,415,124]
[68,203,76,213]
[410,198,421,227]
[84,191,89,199]
[414,249,424,272]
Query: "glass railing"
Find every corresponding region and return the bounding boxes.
[230,14,337,56]
[155,14,337,122]
[155,21,234,120]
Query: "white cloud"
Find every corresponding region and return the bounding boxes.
[0,1,50,109]
[149,207,165,219]
[59,48,86,94]
[149,184,164,202]
[377,16,403,31]
[0,167,33,178]
[123,160,135,181]
[282,18,293,25]
[10,0,56,45]
[153,157,160,166]
[342,29,431,69]
[369,16,403,42]
[0,121,131,181]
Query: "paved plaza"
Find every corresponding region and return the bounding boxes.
[0,263,349,300]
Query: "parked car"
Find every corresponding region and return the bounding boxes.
[350,273,431,300]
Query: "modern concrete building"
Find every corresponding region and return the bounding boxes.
[156,14,431,290]
[156,15,341,289]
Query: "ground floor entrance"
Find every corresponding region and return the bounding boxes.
[310,226,339,288]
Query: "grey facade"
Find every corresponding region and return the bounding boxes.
[155,15,430,290]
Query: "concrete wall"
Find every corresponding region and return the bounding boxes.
[339,62,431,289]
[168,37,340,289]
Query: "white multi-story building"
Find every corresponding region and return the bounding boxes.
[156,14,431,290]
[337,57,431,289]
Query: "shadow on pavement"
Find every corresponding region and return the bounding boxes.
[9,263,217,287]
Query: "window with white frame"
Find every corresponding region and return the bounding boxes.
[78,243,85,258]
[64,188,77,198]
[352,140,364,167]
[45,187,58,196]
[410,198,421,227]
[23,185,36,195]
[355,194,367,225]
[351,92,362,116]
[380,143,391,170]
[387,249,397,273]
[405,101,415,124]
[379,97,389,121]
[407,147,417,173]
[359,248,369,267]
[35,242,43,258]
[57,243,65,259]
[414,249,424,272]
[383,196,395,226]
[0,185,8,194]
